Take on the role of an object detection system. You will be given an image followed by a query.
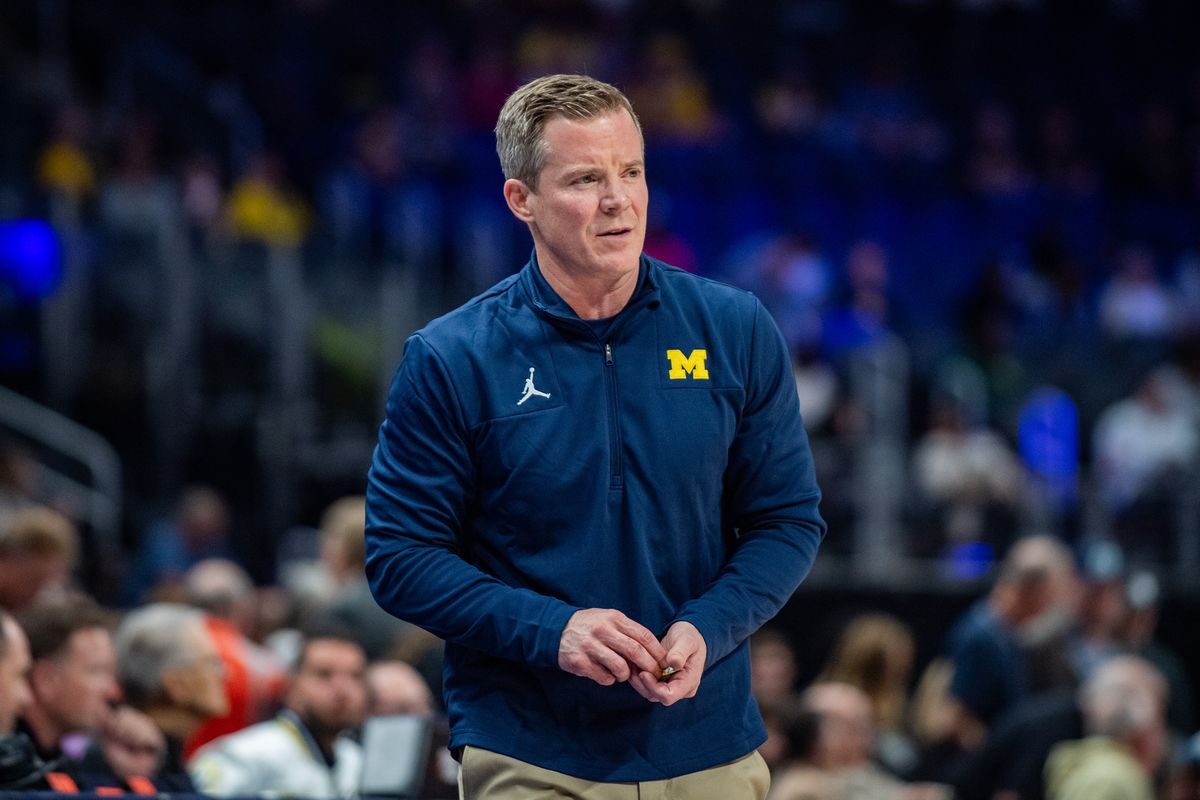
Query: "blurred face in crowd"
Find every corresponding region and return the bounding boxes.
[162,622,229,720]
[287,639,366,740]
[32,626,120,733]
[100,705,165,779]
[0,616,33,733]
[0,553,70,611]
[805,683,875,770]
[365,661,433,718]
[505,110,648,289]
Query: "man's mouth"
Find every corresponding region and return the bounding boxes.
[598,227,632,237]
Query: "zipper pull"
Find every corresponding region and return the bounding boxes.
[605,343,613,365]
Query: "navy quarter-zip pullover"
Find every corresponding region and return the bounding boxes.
[365,253,826,781]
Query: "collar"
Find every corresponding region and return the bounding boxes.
[277,709,338,768]
[519,250,661,332]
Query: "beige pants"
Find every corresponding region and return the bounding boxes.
[458,745,770,800]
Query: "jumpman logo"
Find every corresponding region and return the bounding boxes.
[517,367,552,405]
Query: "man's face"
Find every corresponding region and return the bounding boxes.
[35,627,120,733]
[0,618,33,733]
[514,110,648,286]
[163,622,229,720]
[287,639,366,738]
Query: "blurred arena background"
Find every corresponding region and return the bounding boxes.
[2,0,1200,763]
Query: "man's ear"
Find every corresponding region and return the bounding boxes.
[504,178,535,223]
[160,667,192,707]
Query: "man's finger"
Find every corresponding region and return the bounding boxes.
[602,630,665,676]
[613,618,669,664]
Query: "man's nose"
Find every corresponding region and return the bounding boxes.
[599,178,631,213]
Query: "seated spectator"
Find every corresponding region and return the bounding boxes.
[318,496,428,663]
[0,506,78,612]
[819,613,919,776]
[365,660,434,719]
[770,682,949,800]
[126,486,234,606]
[1093,371,1198,561]
[190,628,366,799]
[752,628,801,710]
[16,602,118,762]
[182,559,287,756]
[941,536,1078,752]
[115,603,230,791]
[1045,655,1167,800]
[0,611,32,734]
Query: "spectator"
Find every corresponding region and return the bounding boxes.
[0,612,32,734]
[115,603,229,790]
[770,682,949,800]
[16,602,119,762]
[1045,655,1167,800]
[1098,245,1176,341]
[941,535,1078,751]
[819,614,919,776]
[126,487,234,606]
[0,506,78,612]
[189,629,366,799]
[365,660,433,719]
[1167,732,1200,800]
[1093,370,1199,564]
[317,496,433,666]
[182,559,287,756]
[752,628,801,710]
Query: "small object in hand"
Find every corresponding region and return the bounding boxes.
[658,666,678,681]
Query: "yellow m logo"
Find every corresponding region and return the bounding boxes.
[666,349,709,380]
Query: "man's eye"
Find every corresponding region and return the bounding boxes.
[626,169,642,178]
[575,175,595,184]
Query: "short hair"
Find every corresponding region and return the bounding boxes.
[292,622,364,675]
[184,558,254,618]
[495,73,643,190]
[114,603,207,709]
[0,506,78,566]
[17,602,111,662]
[997,534,1075,587]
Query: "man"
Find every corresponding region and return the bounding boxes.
[189,630,366,799]
[17,602,120,762]
[942,535,1079,752]
[0,506,78,612]
[115,603,230,790]
[0,612,32,733]
[365,74,825,796]
[365,659,434,719]
[1045,655,1167,800]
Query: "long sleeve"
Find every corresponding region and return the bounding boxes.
[364,334,577,668]
[673,300,826,668]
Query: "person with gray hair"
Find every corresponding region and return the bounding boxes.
[115,603,229,791]
[1045,655,1167,800]
[366,72,825,798]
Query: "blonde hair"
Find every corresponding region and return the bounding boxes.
[320,495,367,570]
[819,613,915,730]
[0,505,78,566]
[495,73,643,190]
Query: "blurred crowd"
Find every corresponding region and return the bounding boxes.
[753,535,1200,800]
[2,499,1199,798]
[1,0,1199,579]
[0,493,455,796]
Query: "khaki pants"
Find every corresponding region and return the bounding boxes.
[458,746,770,800]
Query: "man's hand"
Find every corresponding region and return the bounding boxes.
[558,608,669,686]
[630,621,706,706]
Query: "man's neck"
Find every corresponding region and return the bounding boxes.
[287,710,339,764]
[535,252,639,320]
[20,703,65,755]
